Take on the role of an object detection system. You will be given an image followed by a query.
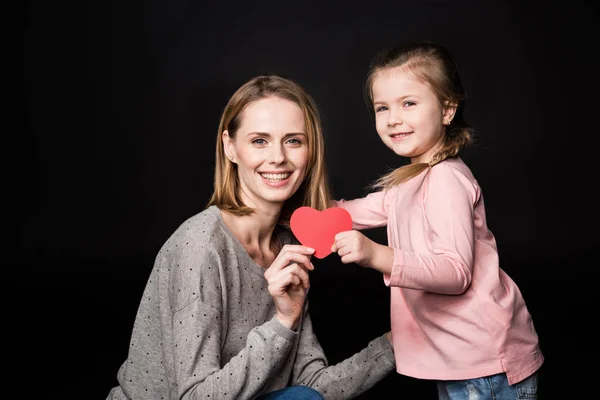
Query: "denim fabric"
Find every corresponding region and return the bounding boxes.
[437,371,538,400]
[256,385,325,400]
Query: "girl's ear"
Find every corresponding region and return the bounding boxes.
[222,130,236,163]
[443,101,458,125]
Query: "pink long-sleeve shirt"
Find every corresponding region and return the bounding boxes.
[336,157,543,385]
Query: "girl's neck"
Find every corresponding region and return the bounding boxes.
[410,135,445,165]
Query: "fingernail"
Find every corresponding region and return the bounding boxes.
[307,247,315,253]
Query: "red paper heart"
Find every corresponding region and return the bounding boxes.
[290,206,353,259]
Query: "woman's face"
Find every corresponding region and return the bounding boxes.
[223,96,309,211]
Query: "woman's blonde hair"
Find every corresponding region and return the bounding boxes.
[207,75,331,226]
[364,41,475,189]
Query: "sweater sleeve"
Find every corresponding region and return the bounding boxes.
[176,303,298,400]
[289,302,395,400]
[385,164,475,294]
[167,240,300,400]
[335,190,391,230]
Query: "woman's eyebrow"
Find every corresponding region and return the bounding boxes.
[246,132,306,137]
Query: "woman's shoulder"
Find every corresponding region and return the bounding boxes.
[276,225,299,247]
[169,206,226,241]
[156,206,230,260]
[157,207,228,311]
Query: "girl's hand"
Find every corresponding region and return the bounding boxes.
[332,230,394,275]
[264,244,315,330]
[331,230,377,268]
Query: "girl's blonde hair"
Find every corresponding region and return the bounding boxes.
[364,41,475,189]
[207,75,332,226]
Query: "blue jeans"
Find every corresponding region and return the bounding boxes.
[256,385,325,400]
[437,371,538,400]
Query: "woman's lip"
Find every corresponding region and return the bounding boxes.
[259,172,293,188]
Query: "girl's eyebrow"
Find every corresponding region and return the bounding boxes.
[373,94,421,105]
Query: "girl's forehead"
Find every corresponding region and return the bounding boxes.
[375,66,419,83]
[372,68,431,96]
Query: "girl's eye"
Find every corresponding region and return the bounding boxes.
[403,101,416,107]
[375,106,388,112]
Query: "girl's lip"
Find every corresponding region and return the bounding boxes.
[390,132,412,140]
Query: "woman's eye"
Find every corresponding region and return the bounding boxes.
[252,138,267,145]
[286,138,303,146]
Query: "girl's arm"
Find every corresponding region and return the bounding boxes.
[335,190,391,230]
[333,165,477,295]
[384,165,476,294]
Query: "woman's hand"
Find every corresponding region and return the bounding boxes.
[331,230,394,274]
[264,244,315,330]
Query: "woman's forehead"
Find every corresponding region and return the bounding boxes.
[238,97,305,134]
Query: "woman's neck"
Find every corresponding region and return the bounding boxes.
[220,207,281,268]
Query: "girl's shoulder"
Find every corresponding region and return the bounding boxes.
[430,157,476,183]
[426,158,480,198]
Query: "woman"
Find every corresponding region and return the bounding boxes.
[106,74,395,400]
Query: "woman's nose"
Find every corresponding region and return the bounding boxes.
[268,144,286,165]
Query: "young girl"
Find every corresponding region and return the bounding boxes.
[331,41,544,399]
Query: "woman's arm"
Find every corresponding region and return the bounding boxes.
[175,300,298,400]
[166,241,299,400]
[289,306,395,400]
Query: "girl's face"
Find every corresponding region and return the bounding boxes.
[223,96,309,211]
[371,67,455,164]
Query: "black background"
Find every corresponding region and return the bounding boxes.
[22,0,593,398]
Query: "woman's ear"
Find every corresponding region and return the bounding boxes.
[222,130,236,163]
[443,101,458,126]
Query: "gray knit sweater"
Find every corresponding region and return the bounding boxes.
[107,206,395,400]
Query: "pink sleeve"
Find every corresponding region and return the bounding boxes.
[385,166,475,294]
[334,190,390,230]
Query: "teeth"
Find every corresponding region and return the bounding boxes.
[261,173,290,181]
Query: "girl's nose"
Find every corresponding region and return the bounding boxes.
[387,112,402,127]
